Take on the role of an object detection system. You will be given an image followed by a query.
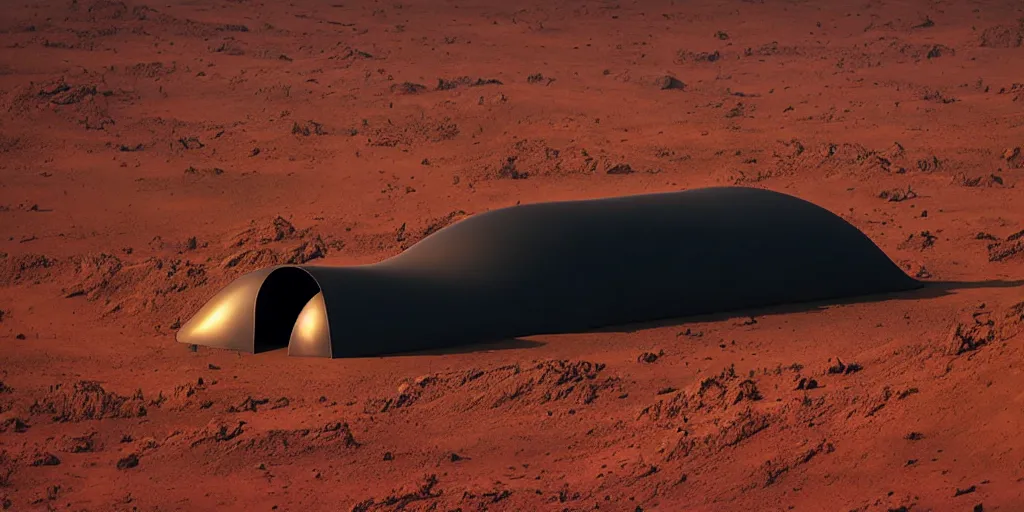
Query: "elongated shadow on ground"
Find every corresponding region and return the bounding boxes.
[595,279,1024,334]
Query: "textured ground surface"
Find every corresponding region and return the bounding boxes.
[1,0,1024,510]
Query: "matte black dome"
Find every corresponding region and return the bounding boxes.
[177,187,920,358]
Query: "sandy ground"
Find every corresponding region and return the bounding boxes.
[1,0,1023,510]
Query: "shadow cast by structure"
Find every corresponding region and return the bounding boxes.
[176,186,934,358]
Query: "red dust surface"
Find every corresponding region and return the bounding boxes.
[1,0,1024,510]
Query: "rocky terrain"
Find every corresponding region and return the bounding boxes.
[1,0,1023,510]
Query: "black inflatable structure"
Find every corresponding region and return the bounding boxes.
[175,187,921,358]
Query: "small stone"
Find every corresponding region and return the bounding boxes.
[606,163,634,175]
[31,453,60,466]
[116,454,140,470]
[655,75,685,90]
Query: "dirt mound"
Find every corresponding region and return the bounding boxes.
[61,254,210,317]
[0,450,13,487]
[663,406,776,461]
[5,75,116,130]
[897,231,938,251]
[486,139,603,179]
[55,432,101,454]
[832,38,959,69]
[945,301,1024,355]
[1005,147,1024,169]
[69,0,136,21]
[227,215,301,247]
[0,382,12,416]
[953,172,1006,188]
[979,23,1024,48]
[114,61,178,79]
[187,419,358,460]
[796,140,937,177]
[0,253,57,287]
[1003,300,1024,340]
[28,381,147,422]
[351,474,442,512]
[61,253,126,300]
[219,216,335,271]
[674,49,725,64]
[64,0,248,37]
[998,83,1024,102]
[363,115,460,147]
[239,421,358,455]
[633,359,882,484]
[986,229,1024,262]
[364,359,620,414]
[0,418,30,434]
[756,439,836,488]
[145,378,214,412]
[743,41,804,58]
[639,365,766,423]
[728,139,943,184]
[0,134,20,155]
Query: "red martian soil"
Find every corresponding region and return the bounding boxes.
[1,0,1024,510]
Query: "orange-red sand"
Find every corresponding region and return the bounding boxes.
[1,0,1023,510]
